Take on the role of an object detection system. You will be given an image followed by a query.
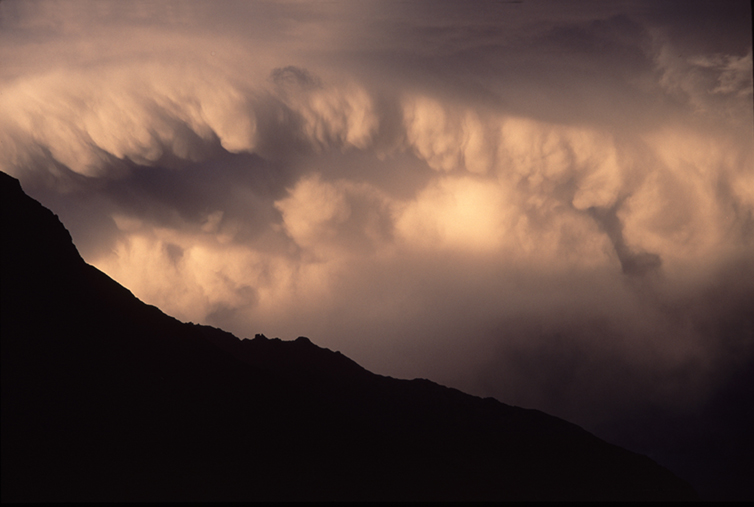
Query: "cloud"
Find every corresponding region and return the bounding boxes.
[394,175,509,252]
[654,38,753,119]
[1,0,752,441]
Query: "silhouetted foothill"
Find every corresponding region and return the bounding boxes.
[1,171,697,501]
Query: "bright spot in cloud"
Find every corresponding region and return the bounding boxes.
[395,176,508,252]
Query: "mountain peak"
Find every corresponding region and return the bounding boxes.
[1,172,83,271]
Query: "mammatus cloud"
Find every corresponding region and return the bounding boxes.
[1,0,752,433]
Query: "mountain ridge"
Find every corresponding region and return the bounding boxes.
[1,170,697,501]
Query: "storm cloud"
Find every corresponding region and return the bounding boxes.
[2,1,752,474]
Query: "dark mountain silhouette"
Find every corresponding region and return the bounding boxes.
[1,170,697,501]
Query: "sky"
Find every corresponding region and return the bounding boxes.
[1,0,753,495]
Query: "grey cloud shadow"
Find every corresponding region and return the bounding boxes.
[270,66,322,90]
[587,201,662,277]
[102,150,296,242]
